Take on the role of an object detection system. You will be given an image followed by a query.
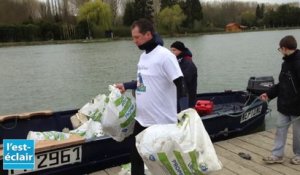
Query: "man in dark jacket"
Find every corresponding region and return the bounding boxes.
[171,41,198,108]
[260,35,300,165]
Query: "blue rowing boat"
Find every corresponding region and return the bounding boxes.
[0,76,273,175]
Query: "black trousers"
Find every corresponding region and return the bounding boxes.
[130,121,147,175]
[187,75,197,108]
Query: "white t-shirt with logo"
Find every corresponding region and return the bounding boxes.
[135,45,183,127]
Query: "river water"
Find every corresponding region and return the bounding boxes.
[1,29,300,129]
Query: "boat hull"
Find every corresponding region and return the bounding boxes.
[0,91,268,175]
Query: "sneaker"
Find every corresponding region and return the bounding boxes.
[262,155,284,164]
[290,156,300,165]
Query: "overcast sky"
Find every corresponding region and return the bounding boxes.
[203,0,300,4]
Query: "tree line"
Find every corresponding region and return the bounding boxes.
[202,1,300,28]
[0,0,299,42]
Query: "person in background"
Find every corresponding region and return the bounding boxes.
[171,41,198,108]
[260,35,300,165]
[115,19,188,175]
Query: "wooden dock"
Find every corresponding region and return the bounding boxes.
[89,128,299,175]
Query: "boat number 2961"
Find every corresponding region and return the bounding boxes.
[240,105,262,123]
[9,145,82,175]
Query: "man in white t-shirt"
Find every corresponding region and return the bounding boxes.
[115,18,188,175]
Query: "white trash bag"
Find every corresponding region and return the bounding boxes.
[79,94,108,122]
[118,163,152,175]
[27,131,70,141]
[136,108,222,175]
[70,119,104,140]
[101,85,136,142]
[70,94,108,129]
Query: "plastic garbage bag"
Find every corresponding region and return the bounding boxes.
[27,131,70,141]
[118,163,152,175]
[136,108,222,175]
[101,85,136,142]
[69,119,104,140]
[79,94,108,122]
[70,94,108,129]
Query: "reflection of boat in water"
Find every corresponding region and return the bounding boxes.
[0,76,274,175]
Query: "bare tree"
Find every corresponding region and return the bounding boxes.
[103,0,124,26]
[0,0,41,23]
[202,1,258,27]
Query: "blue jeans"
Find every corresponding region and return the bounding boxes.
[272,112,300,157]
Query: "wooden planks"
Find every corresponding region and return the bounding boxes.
[0,135,85,160]
[35,134,85,153]
[89,128,299,175]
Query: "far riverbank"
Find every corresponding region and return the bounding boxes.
[1,27,299,48]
